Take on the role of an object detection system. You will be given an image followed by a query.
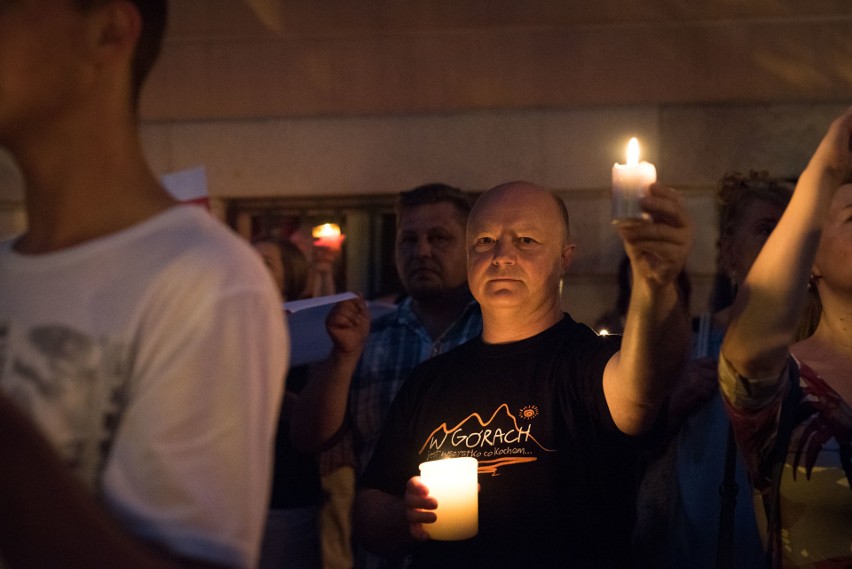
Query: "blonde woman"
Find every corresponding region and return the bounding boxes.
[719,108,852,568]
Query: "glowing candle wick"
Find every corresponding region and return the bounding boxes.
[626,137,640,166]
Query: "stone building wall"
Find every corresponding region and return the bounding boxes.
[1,102,845,324]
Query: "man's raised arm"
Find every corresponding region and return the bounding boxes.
[291,297,370,452]
[603,183,695,435]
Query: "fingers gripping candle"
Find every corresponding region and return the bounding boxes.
[312,223,345,251]
[418,457,479,541]
[612,137,655,223]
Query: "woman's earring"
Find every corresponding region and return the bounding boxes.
[808,272,822,290]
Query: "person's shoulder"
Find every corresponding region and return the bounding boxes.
[559,314,612,340]
[556,314,621,355]
[153,206,253,257]
[135,206,277,297]
[165,206,263,262]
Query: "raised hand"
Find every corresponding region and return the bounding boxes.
[805,106,852,189]
[325,296,370,359]
[616,183,694,290]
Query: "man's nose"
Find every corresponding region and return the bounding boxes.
[414,236,432,257]
[491,239,515,265]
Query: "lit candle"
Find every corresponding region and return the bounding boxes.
[418,457,479,541]
[312,223,345,251]
[611,137,655,223]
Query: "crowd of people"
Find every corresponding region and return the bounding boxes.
[0,1,850,569]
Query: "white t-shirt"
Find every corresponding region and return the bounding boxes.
[0,205,288,568]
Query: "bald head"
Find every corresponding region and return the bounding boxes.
[471,182,571,246]
[466,181,575,342]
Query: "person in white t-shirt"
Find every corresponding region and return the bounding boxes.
[0,2,287,568]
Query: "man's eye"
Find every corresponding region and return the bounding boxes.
[518,237,536,245]
[476,237,494,246]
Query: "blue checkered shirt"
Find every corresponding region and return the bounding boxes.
[320,296,482,478]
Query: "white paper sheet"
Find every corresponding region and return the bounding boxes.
[285,293,396,367]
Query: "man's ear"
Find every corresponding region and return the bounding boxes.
[560,243,576,275]
[89,1,141,66]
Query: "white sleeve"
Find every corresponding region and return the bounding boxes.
[101,283,287,569]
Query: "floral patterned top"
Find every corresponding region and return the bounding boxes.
[719,356,852,568]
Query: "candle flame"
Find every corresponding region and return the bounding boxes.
[626,137,640,166]
[312,223,341,238]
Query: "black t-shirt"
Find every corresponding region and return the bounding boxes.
[360,316,644,568]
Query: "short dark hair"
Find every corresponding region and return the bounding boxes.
[73,0,168,106]
[396,183,472,225]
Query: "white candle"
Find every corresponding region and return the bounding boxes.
[418,457,478,541]
[611,137,655,223]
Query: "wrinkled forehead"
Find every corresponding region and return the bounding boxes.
[467,210,541,235]
[468,186,568,237]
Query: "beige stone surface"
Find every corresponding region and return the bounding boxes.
[660,104,849,185]
[182,0,852,40]
[6,101,846,319]
[140,107,661,197]
[8,0,851,321]
[141,3,852,120]
[541,108,661,189]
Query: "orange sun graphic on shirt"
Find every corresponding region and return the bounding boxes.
[518,405,539,420]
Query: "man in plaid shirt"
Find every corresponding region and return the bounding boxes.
[293,183,482,569]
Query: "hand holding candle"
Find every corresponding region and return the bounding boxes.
[418,457,478,541]
[312,223,346,251]
[612,137,655,223]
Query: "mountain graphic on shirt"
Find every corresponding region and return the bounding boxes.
[419,403,555,476]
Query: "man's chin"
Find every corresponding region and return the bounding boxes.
[477,288,523,307]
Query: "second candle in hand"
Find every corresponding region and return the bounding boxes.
[418,457,479,541]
